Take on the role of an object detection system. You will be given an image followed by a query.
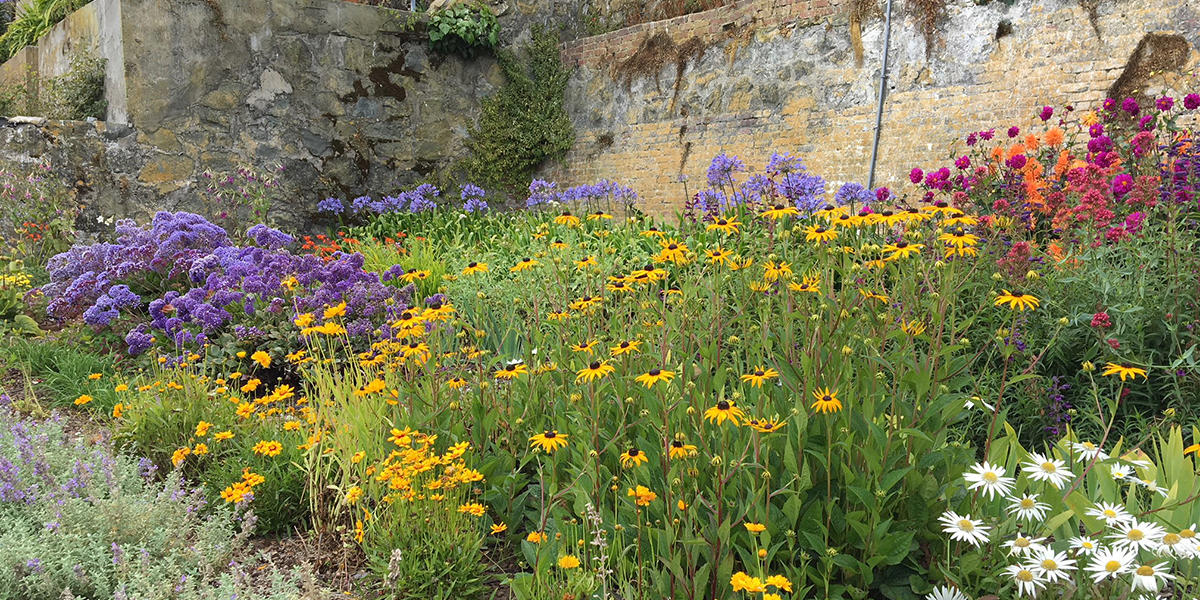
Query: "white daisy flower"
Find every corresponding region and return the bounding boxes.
[1130,561,1174,594]
[964,461,1016,500]
[964,397,995,412]
[1030,547,1076,584]
[938,511,990,547]
[1109,519,1166,552]
[1004,564,1045,597]
[1158,530,1198,558]
[1069,441,1109,462]
[925,585,970,600]
[1085,501,1132,526]
[1086,547,1135,582]
[1005,534,1046,557]
[1108,463,1133,480]
[1138,478,1169,497]
[1023,452,1073,489]
[1007,494,1050,522]
[1068,536,1100,555]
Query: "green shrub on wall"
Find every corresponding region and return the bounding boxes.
[464,26,574,193]
[42,51,106,120]
[427,3,499,58]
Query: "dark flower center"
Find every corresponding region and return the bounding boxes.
[668,244,678,250]
[522,257,531,262]
[628,449,640,457]
[881,210,894,217]
[589,362,600,370]
[895,242,908,249]
[907,208,920,214]
[544,431,556,439]
[823,395,832,402]
[505,364,515,371]
[935,201,948,208]
[401,311,413,320]
[620,342,630,348]
[562,211,571,216]
[649,369,661,376]
[816,227,827,233]
[774,204,785,210]
[717,400,730,410]
[467,262,477,268]
[429,302,442,310]
[555,239,563,244]
[717,219,727,225]
[671,440,683,448]
[755,370,764,376]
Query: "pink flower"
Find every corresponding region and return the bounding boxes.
[1090,312,1112,329]
[1106,338,1120,350]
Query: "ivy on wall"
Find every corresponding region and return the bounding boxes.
[464,26,574,193]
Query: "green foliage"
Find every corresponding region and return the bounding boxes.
[464,26,574,193]
[0,0,89,62]
[427,3,499,58]
[0,260,41,336]
[0,335,117,409]
[41,50,106,120]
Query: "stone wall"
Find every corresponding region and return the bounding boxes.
[544,0,1200,215]
[0,0,568,229]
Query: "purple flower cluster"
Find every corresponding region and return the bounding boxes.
[833,182,873,206]
[526,179,558,208]
[706,153,746,188]
[320,184,445,216]
[525,178,638,211]
[461,184,489,213]
[41,212,413,355]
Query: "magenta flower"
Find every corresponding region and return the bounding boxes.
[1007,126,1020,138]
[1039,106,1053,121]
[909,168,923,184]
[1006,154,1027,170]
[1156,96,1174,112]
[1121,97,1139,115]
[1184,94,1200,110]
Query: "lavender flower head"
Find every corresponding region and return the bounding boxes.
[706,153,745,188]
[461,184,488,213]
[833,182,873,206]
[316,197,344,214]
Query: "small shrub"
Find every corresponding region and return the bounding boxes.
[427,3,499,58]
[41,51,106,120]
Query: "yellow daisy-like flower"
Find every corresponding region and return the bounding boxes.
[458,502,486,517]
[74,394,93,406]
[744,522,766,533]
[668,439,697,460]
[574,255,597,270]
[345,486,363,505]
[462,261,489,276]
[213,431,234,442]
[529,430,569,453]
[1101,363,1148,381]
[399,270,431,283]
[761,203,800,220]
[252,440,284,457]
[251,350,271,368]
[569,295,603,311]
[171,447,191,467]
[554,212,581,227]
[654,238,691,264]
[510,257,541,272]
[490,523,508,535]
[901,320,927,336]
[557,555,581,569]
[883,241,924,261]
[706,247,734,266]
[810,387,842,414]
[575,360,615,383]
[703,400,745,426]
[740,366,779,388]
[763,260,793,282]
[587,210,613,221]
[447,376,469,389]
[494,363,529,380]
[526,531,548,543]
[195,421,213,437]
[994,289,1040,311]
[788,274,821,294]
[748,418,786,433]
[610,340,641,356]
[627,485,658,505]
[641,226,665,238]
[571,340,599,354]
[88,373,102,381]
[619,448,648,468]
[805,225,838,243]
[322,302,347,320]
[707,216,742,234]
[731,572,767,593]
[766,574,793,592]
[634,368,675,388]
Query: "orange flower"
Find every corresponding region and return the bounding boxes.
[1024,133,1040,151]
[1045,127,1064,147]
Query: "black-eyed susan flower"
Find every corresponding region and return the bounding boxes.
[900,207,933,223]
[763,260,793,282]
[555,212,581,227]
[510,257,541,272]
[610,340,641,356]
[668,439,697,459]
[607,280,633,293]
[575,361,615,383]
[447,376,469,389]
[550,239,569,250]
[901,319,927,336]
[707,216,742,234]
[810,387,842,414]
[641,226,665,238]
[587,210,613,221]
[859,289,889,303]
[571,340,599,354]
[805,225,838,243]
[748,281,771,293]
[634,368,675,388]
[994,290,1040,311]
[569,295,603,311]
[655,238,690,264]
[399,270,431,284]
[761,203,800,220]
[547,310,572,321]
[704,400,744,426]
[574,255,597,269]
[706,247,733,266]
[529,430,569,453]
[495,363,529,380]
[462,261,489,276]
[1101,363,1148,381]
[740,366,779,388]
[749,418,786,433]
[883,241,924,261]
[619,448,648,468]
[788,275,820,294]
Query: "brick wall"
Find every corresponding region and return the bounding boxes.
[545,0,1200,216]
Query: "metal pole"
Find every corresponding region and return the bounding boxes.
[866,0,894,191]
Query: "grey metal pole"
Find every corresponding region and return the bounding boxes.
[866,0,894,191]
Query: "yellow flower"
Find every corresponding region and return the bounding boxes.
[1101,363,1148,381]
[994,289,1040,311]
[351,451,366,463]
[458,502,486,517]
[88,373,102,381]
[619,448,648,468]
[610,340,642,356]
[111,403,124,418]
[668,439,697,459]
[557,555,581,569]
[526,531,548,543]
[571,340,599,354]
[74,394,93,406]
[703,400,744,426]
[634,368,675,388]
[354,520,364,543]
[193,443,209,456]
[529,430,569,453]
[805,225,838,243]
[766,574,793,592]
[761,203,800,220]
[490,523,508,535]
[462,261,489,276]
[740,366,779,388]
[811,387,842,414]
[707,216,742,234]
[510,257,541,272]
[626,485,658,505]
[114,384,129,393]
[195,421,212,437]
[575,360,615,384]
[251,350,271,368]
[252,440,283,457]
[494,363,529,380]
[730,571,767,593]
[883,241,924,261]
[744,522,766,533]
[323,302,347,320]
[171,447,191,467]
